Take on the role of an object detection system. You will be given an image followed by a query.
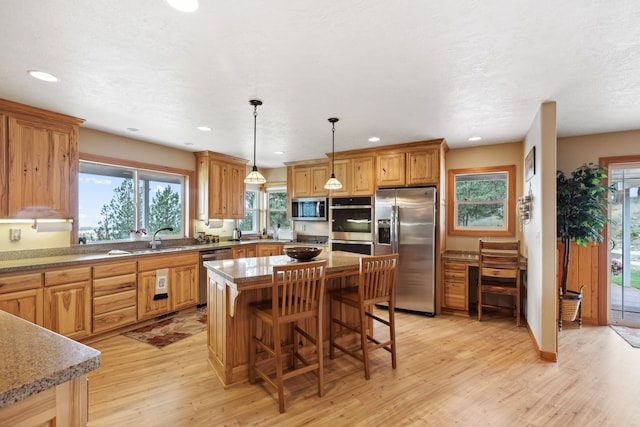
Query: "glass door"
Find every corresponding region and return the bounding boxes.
[608,164,640,326]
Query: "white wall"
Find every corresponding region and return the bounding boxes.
[522,102,558,358]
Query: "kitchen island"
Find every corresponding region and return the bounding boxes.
[0,310,101,426]
[204,251,363,386]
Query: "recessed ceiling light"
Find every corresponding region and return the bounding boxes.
[196,126,212,132]
[28,70,59,82]
[368,137,381,142]
[274,151,284,155]
[468,136,482,142]
[166,0,199,12]
[126,127,139,132]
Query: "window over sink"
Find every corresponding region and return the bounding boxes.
[78,158,186,242]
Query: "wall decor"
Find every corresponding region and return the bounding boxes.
[525,146,536,181]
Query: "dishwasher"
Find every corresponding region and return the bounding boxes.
[199,248,233,306]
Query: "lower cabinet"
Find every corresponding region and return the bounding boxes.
[257,243,283,257]
[92,261,137,334]
[44,267,92,340]
[0,272,43,325]
[137,252,199,320]
[442,261,468,312]
[232,244,257,259]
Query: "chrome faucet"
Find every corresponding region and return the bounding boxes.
[150,227,174,249]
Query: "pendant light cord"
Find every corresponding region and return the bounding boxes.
[253,103,258,168]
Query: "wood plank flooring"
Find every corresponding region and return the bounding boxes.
[87,311,640,426]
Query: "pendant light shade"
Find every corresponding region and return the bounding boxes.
[245,100,266,184]
[324,117,343,190]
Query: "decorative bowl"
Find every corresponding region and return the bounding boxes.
[283,246,322,261]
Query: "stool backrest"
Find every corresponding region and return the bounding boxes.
[359,254,399,305]
[272,260,327,321]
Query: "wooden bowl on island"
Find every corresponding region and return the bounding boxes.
[283,246,322,261]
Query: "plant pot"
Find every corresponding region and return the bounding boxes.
[560,285,584,322]
[561,293,582,322]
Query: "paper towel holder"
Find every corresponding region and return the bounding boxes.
[32,218,73,232]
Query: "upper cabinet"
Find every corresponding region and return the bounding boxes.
[288,161,330,198]
[331,156,375,196]
[195,151,248,220]
[286,140,445,198]
[0,99,84,220]
[376,145,440,188]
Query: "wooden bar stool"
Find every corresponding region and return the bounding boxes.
[477,240,521,326]
[248,260,326,413]
[329,253,398,380]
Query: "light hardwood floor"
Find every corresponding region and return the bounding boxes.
[87,311,639,426]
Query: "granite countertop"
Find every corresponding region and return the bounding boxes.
[0,311,101,408]
[0,239,327,275]
[205,251,362,286]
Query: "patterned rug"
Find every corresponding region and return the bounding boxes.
[610,325,640,348]
[123,308,207,348]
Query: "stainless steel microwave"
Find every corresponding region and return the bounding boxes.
[291,197,328,221]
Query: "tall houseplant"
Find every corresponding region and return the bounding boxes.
[556,163,612,295]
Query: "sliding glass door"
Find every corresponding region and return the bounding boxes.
[608,164,640,326]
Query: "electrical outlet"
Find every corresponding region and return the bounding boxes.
[9,228,21,241]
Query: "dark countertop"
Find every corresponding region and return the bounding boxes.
[0,311,101,408]
[442,250,528,268]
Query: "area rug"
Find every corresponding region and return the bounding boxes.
[123,308,207,348]
[610,325,640,348]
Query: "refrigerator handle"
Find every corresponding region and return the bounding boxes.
[391,205,398,253]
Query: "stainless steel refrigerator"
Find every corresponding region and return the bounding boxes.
[375,187,436,315]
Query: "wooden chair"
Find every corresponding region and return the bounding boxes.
[329,253,398,380]
[248,260,327,413]
[477,240,521,326]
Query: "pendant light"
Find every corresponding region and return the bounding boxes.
[244,100,267,184]
[324,117,343,190]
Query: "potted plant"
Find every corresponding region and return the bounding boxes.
[130,228,147,241]
[556,163,613,322]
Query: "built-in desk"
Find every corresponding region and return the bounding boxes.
[441,251,528,317]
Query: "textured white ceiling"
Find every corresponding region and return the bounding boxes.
[1,0,640,167]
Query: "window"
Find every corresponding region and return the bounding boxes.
[238,187,259,233]
[267,187,290,231]
[79,160,186,242]
[447,165,516,236]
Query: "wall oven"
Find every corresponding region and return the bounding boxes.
[329,196,374,255]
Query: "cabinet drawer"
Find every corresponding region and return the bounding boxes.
[93,289,136,315]
[93,306,137,333]
[0,272,42,293]
[93,273,137,297]
[93,261,137,279]
[45,267,91,286]
[137,252,198,271]
[444,270,466,281]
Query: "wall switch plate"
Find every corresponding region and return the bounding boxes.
[9,228,21,241]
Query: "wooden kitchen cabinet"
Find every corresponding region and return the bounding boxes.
[232,244,257,259]
[0,99,84,220]
[376,152,406,187]
[257,243,283,257]
[137,252,199,320]
[406,147,439,185]
[442,261,468,312]
[195,151,248,220]
[290,162,329,198]
[92,261,137,334]
[44,266,92,340]
[0,272,43,325]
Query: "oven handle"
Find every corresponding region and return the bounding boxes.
[330,240,374,245]
[329,205,374,209]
